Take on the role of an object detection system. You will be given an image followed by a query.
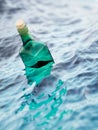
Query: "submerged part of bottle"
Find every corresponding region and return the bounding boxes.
[16,20,54,85]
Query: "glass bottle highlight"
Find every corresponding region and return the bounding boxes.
[16,20,54,85]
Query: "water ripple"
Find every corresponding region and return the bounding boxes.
[0,0,98,130]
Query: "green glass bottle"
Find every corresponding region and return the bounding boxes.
[16,20,54,85]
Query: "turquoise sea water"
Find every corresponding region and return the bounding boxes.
[0,0,98,130]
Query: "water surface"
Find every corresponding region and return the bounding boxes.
[0,0,98,130]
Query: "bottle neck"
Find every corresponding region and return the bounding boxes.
[20,32,34,46]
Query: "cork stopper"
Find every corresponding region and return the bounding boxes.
[16,19,28,35]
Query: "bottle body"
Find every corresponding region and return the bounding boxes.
[20,40,54,67]
[19,31,54,85]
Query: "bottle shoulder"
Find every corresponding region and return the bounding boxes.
[19,40,46,54]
